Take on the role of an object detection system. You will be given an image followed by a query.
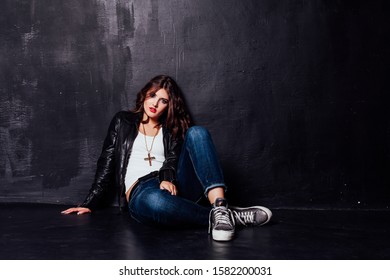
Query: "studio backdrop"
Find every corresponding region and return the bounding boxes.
[0,0,389,209]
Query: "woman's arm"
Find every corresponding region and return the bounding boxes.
[64,113,122,213]
[80,113,122,210]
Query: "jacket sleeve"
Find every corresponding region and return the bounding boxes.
[79,113,121,210]
[159,134,182,184]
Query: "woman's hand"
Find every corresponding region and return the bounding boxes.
[160,180,177,195]
[61,207,91,215]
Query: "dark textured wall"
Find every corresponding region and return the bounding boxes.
[0,0,389,209]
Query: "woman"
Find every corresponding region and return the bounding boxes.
[62,75,272,241]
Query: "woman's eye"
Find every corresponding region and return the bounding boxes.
[149,92,156,98]
[161,99,168,105]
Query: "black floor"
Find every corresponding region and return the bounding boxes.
[1,203,389,260]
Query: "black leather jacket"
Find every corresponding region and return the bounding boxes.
[80,111,182,210]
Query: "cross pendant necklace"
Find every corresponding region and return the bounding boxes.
[142,123,160,166]
[145,153,156,166]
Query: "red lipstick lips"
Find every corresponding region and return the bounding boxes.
[149,107,157,113]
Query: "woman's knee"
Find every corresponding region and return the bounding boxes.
[185,126,211,143]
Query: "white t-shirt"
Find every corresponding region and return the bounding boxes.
[124,129,165,192]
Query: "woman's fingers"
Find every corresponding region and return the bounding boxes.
[160,181,177,195]
[76,208,91,215]
[170,185,177,196]
[61,207,91,215]
[61,208,76,214]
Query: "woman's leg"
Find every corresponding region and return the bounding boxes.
[128,126,271,240]
[176,126,227,204]
[175,126,236,241]
[128,177,210,227]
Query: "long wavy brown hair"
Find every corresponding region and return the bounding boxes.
[132,75,192,139]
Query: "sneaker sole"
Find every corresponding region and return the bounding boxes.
[212,229,234,241]
[231,206,273,226]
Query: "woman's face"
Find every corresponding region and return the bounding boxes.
[143,88,169,122]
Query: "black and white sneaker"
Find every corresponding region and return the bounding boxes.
[230,206,272,227]
[209,198,235,241]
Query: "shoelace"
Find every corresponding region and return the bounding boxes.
[208,207,235,233]
[233,210,255,226]
[214,208,234,225]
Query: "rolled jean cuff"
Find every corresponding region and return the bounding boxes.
[204,183,228,197]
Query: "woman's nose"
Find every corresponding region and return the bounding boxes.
[153,99,162,108]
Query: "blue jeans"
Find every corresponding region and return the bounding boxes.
[128,126,227,227]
